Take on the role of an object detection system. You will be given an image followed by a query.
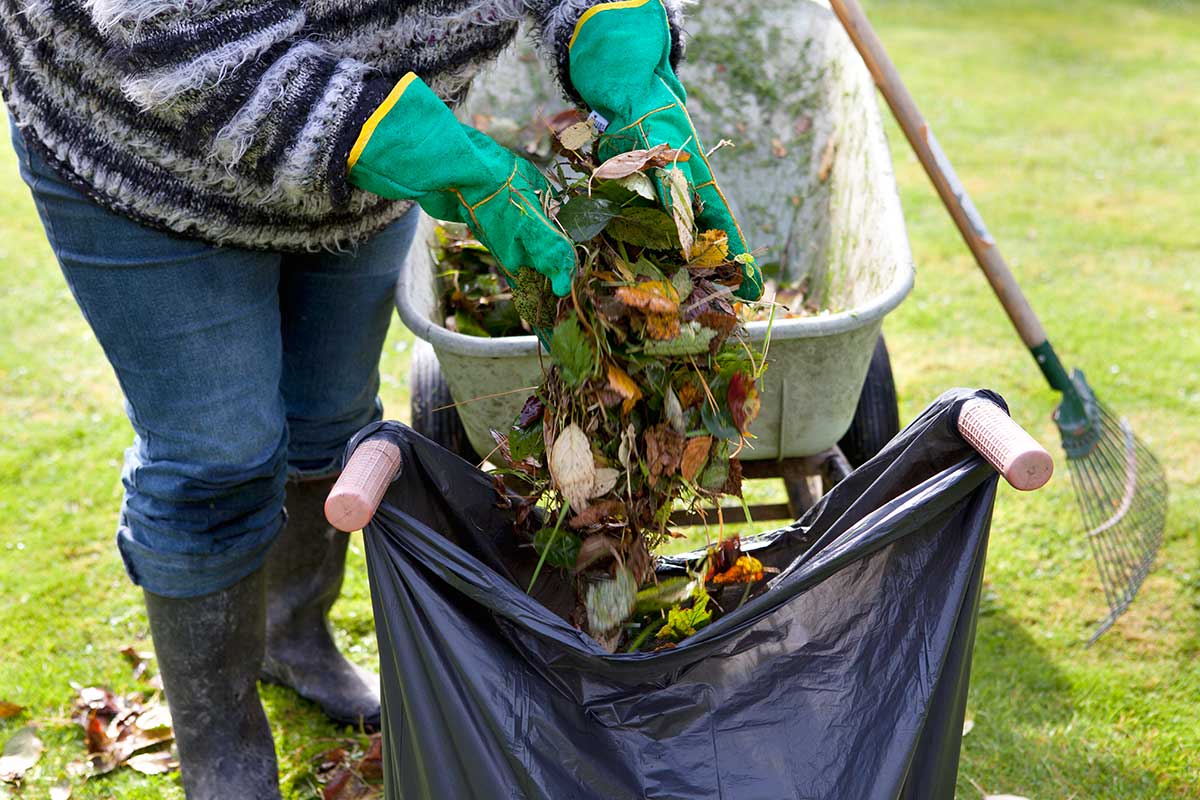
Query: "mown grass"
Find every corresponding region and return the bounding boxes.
[1,0,1197,797]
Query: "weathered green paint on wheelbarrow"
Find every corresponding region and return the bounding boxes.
[395,0,914,462]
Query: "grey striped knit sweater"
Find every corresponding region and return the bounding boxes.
[0,0,684,251]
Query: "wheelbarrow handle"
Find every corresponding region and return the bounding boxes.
[957,399,1054,491]
[324,436,404,532]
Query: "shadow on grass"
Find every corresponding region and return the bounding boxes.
[961,608,1184,798]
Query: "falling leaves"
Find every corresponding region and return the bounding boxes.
[0,727,43,783]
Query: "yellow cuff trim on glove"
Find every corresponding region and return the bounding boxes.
[347,72,419,170]
[568,0,653,48]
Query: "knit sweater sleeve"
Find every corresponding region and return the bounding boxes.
[86,0,393,204]
[524,0,686,105]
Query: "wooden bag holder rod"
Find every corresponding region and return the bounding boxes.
[324,399,1053,533]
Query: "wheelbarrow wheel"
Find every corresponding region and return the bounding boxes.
[838,335,900,468]
[410,342,478,462]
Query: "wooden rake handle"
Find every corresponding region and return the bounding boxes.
[324,436,404,532]
[958,399,1054,491]
[828,0,1050,350]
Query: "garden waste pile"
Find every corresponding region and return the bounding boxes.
[433,116,791,651]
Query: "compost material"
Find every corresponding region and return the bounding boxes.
[351,388,1002,800]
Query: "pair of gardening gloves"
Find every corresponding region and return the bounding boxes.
[347,0,763,303]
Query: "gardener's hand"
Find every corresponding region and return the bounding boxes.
[347,73,576,297]
[567,0,763,301]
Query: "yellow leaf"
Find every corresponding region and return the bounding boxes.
[690,229,729,267]
[607,364,643,415]
[614,281,679,315]
[644,312,681,341]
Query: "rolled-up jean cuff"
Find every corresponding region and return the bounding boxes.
[116,513,284,598]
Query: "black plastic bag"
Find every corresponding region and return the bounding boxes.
[350,388,1003,799]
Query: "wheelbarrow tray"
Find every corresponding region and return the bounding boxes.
[395,0,913,461]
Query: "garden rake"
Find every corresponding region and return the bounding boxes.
[830,0,1169,640]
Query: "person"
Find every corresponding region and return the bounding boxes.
[1,0,761,796]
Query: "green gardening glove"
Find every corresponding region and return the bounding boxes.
[348,73,576,297]
[568,0,763,301]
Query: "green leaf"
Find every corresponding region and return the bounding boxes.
[586,567,638,632]
[606,207,681,250]
[670,267,693,302]
[657,591,712,642]
[549,314,596,388]
[533,526,581,570]
[556,196,618,242]
[701,401,740,441]
[700,452,730,491]
[642,322,717,356]
[634,576,697,613]
[454,310,491,338]
[508,424,545,463]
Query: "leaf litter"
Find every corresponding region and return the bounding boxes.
[435,116,782,651]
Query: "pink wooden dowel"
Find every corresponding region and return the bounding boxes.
[957,399,1054,491]
[324,437,404,532]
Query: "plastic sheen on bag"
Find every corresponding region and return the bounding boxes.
[349,388,1003,800]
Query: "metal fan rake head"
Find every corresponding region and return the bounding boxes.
[1055,371,1168,642]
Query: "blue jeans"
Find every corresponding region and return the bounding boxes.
[10,122,419,598]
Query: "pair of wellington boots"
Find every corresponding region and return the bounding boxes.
[142,478,376,800]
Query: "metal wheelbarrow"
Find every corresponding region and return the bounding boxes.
[396,0,914,521]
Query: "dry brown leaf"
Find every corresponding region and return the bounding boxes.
[644,424,685,481]
[664,166,694,257]
[591,467,621,498]
[557,121,594,151]
[677,380,703,409]
[680,436,712,482]
[357,735,383,780]
[770,137,787,158]
[125,751,176,776]
[574,533,620,568]
[614,281,678,314]
[0,702,23,720]
[0,727,43,783]
[607,364,643,415]
[592,144,687,181]
[548,423,595,511]
[690,229,729,267]
[644,312,681,341]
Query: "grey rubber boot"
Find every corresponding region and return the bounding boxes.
[261,477,380,730]
[143,570,281,800]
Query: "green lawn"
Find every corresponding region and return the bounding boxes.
[2,0,1198,797]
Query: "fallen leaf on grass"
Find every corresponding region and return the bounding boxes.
[50,778,72,800]
[119,645,155,682]
[0,726,44,783]
[0,702,23,719]
[125,751,177,775]
[71,686,175,777]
